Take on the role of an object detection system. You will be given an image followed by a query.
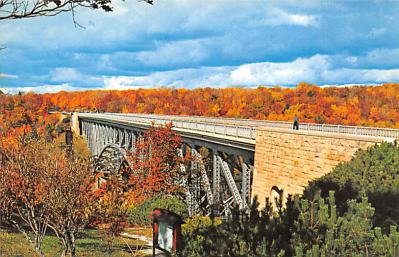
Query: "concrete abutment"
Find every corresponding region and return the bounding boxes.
[252,126,387,208]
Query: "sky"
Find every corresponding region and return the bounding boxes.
[1,0,399,93]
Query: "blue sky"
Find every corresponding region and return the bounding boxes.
[1,0,399,93]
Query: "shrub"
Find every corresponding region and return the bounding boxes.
[305,142,399,231]
[177,193,399,257]
[292,191,399,257]
[127,195,188,227]
[178,196,297,257]
[179,216,222,257]
[182,215,220,235]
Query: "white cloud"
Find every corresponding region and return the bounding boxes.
[0,84,83,94]
[49,68,83,82]
[0,0,319,53]
[323,68,399,84]
[355,48,399,67]
[0,73,18,79]
[47,67,103,86]
[358,27,387,39]
[103,66,233,89]
[3,53,399,94]
[230,55,329,85]
[274,9,318,27]
[252,8,318,27]
[136,39,209,67]
[4,0,398,93]
[102,54,399,89]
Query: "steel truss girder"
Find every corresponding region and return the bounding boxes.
[213,152,221,204]
[191,148,214,207]
[241,163,252,208]
[80,120,253,217]
[217,155,243,208]
[178,148,198,216]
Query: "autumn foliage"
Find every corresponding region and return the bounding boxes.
[0,83,398,255]
[93,175,130,255]
[126,123,183,203]
[0,84,193,257]
[2,83,399,129]
[0,136,96,256]
[0,92,59,140]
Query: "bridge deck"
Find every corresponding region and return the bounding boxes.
[78,113,399,143]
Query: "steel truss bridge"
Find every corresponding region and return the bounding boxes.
[75,112,399,216]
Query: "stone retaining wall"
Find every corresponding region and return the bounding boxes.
[252,126,384,207]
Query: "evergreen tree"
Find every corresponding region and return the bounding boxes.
[178,142,399,256]
[178,193,399,257]
[305,142,399,231]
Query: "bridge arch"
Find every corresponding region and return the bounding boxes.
[94,143,130,179]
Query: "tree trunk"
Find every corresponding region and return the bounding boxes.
[107,234,112,257]
[10,219,45,257]
[60,237,68,257]
[61,230,77,257]
[35,243,44,257]
[69,231,77,257]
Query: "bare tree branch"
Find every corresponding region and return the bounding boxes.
[0,0,154,20]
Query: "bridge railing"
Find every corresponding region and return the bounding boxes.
[298,123,399,138]
[78,113,257,140]
[111,113,399,139]
[78,113,399,139]
[173,120,256,139]
[105,112,276,127]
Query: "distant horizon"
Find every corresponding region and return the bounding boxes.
[0,82,391,95]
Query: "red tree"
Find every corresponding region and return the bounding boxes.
[126,123,184,202]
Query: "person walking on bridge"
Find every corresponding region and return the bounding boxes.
[293,115,299,130]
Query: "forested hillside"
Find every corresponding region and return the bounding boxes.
[1,83,399,129]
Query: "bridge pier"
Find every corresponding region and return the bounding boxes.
[252,126,388,208]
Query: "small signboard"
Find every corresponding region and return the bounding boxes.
[152,208,184,256]
[158,222,174,252]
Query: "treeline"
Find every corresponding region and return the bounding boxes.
[1,83,399,128]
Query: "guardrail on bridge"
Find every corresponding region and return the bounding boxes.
[78,113,399,140]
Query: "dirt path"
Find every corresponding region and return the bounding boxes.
[120,232,168,257]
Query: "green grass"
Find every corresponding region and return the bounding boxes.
[0,228,149,257]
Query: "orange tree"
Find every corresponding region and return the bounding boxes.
[45,150,96,257]
[0,133,97,257]
[126,123,185,203]
[0,137,54,257]
[93,175,129,256]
